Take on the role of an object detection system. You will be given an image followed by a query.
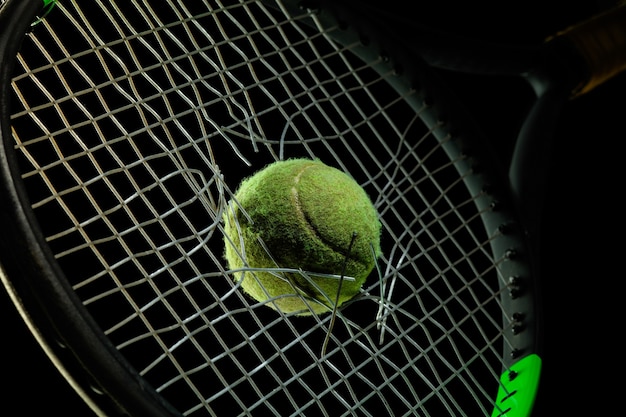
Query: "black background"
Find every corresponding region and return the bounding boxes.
[3,1,624,415]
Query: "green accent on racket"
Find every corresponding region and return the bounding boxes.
[32,0,56,26]
[492,354,542,417]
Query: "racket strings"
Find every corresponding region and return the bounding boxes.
[9,1,516,416]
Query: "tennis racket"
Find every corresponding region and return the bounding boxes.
[1,0,624,416]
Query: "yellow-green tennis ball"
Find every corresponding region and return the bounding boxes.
[223,158,381,316]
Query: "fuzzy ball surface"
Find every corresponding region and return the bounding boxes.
[223,158,381,315]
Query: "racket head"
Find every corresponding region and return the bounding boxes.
[1,0,541,416]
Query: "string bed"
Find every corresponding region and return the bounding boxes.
[9,1,517,415]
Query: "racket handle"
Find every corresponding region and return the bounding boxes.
[550,4,626,97]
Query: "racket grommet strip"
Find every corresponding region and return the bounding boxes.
[507,276,523,299]
[298,0,320,14]
[497,223,512,234]
[512,323,525,335]
[510,348,523,359]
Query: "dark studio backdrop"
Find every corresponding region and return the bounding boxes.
[3,1,623,415]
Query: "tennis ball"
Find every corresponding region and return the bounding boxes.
[223,158,381,315]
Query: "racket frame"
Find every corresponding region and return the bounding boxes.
[0,0,547,415]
